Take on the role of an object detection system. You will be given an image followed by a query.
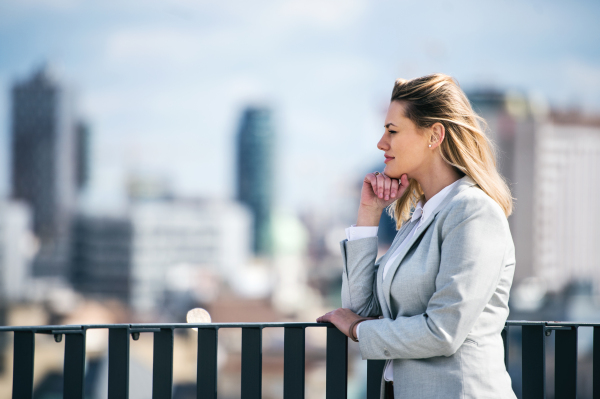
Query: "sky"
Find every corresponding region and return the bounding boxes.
[0,0,599,216]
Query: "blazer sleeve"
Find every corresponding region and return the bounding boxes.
[356,196,510,359]
[340,236,383,317]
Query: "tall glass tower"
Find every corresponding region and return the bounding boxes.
[235,107,275,256]
[10,65,77,277]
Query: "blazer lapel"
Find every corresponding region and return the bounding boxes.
[381,175,477,312]
[377,219,417,317]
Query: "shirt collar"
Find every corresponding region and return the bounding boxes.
[410,178,462,223]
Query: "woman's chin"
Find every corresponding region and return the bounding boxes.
[383,167,402,179]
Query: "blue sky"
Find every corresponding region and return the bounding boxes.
[0,0,599,216]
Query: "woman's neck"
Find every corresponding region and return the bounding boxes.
[416,163,463,203]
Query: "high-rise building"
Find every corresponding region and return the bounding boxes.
[75,120,90,191]
[469,89,600,297]
[533,111,600,295]
[10,64,78,278]
[235,107,275,256]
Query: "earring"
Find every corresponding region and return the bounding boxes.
[428,144,432,148]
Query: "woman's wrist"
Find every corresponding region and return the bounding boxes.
[357,205,382,226]
[353,321,362,340]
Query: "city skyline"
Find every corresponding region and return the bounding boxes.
[0,0,599,215]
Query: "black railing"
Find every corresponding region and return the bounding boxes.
[1,321,599,399]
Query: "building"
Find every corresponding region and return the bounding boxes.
[10,64,78,278]
[129,199,253,314]
[469,89,600,297]
[235,107,275,256]
[71,199,253,314]
[71,215,133,303]
[533,111,600,295]
[75,120,91,191]
[0,201,36,302]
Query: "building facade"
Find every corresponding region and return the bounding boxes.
[71,215,133,303]
[10,65,78,278]
[236,107,275,256]
[533,115,600,295]
[71,199,253,314]
[0,201,36,302]
[469,89,600,297]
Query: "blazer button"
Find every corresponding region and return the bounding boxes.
[384,349,391,356]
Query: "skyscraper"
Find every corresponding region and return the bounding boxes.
[235,107,275,256]
[10,64,78,277]
[75,120,90,191]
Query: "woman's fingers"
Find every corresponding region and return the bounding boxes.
[365,173,378,196]
[316,310,333,323]
[364,172,404,206]
[400,173,409,188]
[377,173,385,198]
[383,174,391,200]
[390,177,399,198]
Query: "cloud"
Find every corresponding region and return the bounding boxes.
[273,0,367,30]
[105,28,203,67]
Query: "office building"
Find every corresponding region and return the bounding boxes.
[235,107,275,256]
[71,215,133,303]
[10,64,78,277]
[469,89,600,296]
[75,120,90,191]
[72,199,253,313]
[533,112,600,295]
[129,199,252,313]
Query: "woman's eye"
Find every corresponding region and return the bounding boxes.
[389,130,397,134]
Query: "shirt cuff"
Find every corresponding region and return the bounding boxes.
[356,321,361,340]
[345,224,378,241]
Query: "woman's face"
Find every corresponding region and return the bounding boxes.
[378,100,430,180]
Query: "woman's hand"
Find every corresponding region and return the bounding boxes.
[356,172,410,226]
[316,308,365,339]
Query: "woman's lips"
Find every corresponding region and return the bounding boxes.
[384,157,395,163]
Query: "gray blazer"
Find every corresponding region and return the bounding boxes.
[341,175,517,398]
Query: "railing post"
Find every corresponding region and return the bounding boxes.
[284,327,305,399]
[197,328,218,399]
[108,327,130,399]
[366,360,385,399]
[326,326,347,399]
[554,326,577,399]
[522,325,545,399]
[241,327,262,399]
[13,331,35,399]
[593,326,599,399]
[64,331,87,399]
[152,328,174,399]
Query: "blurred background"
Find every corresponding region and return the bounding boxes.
[0,0,599,397]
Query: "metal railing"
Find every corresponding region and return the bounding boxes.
[503,321,600,399]
[1,320,599,399]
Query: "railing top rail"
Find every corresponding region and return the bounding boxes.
[0,320,599,332]
[506,320,600,327]
[0,321,334,332]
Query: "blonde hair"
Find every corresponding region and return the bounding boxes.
[387,73,514,228]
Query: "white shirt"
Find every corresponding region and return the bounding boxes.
[345,178,461,382]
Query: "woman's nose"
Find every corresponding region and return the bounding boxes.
[377,136,389,151]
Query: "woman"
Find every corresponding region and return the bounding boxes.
[317,73,517,398]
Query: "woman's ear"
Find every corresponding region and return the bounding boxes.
[430,122,445,148]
